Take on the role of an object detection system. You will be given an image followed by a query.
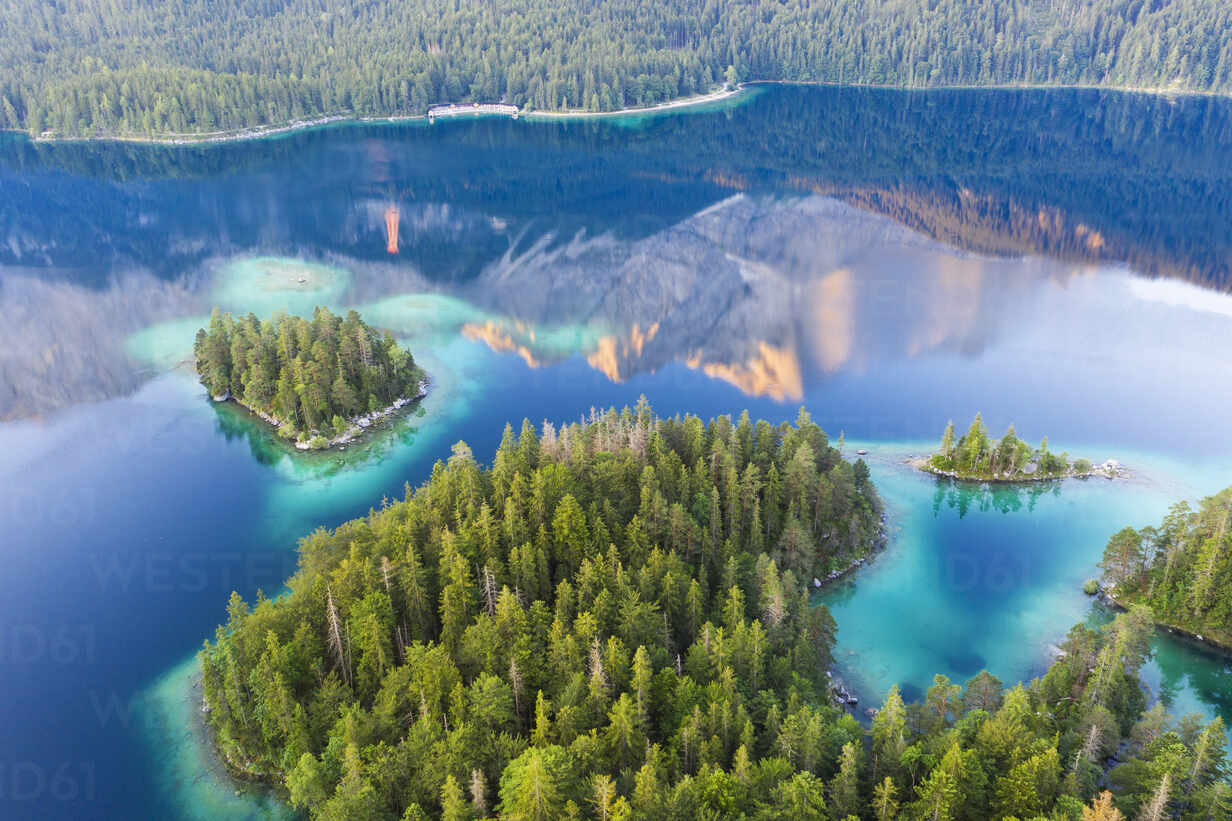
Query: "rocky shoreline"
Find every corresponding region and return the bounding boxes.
[811,511,889,591]
[827,670,866,711]
[211,376,429,452]
[808,507,887,591]
[198,691,281,789]
[812,512,891,718]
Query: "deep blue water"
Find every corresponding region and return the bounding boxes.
[1,85,1231,818]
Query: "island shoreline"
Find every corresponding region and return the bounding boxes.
[193,670,286,791]
[909,456,1123,483]
[213,374,428,453]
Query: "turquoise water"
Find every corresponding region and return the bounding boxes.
[821,444,1232,707]
[136,656,295,821]
[2,85,1232,818]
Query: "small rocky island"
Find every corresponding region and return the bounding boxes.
[195,306,426,450]
[915,413,1122,482]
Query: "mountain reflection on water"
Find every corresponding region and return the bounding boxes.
[3,86,1232,422]
[0,191,1201,423]
[2,84,1232,422]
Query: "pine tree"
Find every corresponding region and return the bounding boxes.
[829,741,863,818]
[498,747,567,821]
[872,777,900,821]
[939,420,956,460]
[441,774,472,821]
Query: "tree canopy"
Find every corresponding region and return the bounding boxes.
[3,0,1232,137]
[200,404,885,816]
[194,306,422,445]
[1100,485,1232,649]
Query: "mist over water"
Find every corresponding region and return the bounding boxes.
[2,85,1232,818]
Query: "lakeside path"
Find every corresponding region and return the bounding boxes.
[522,85,744,120]
[15,78,1223,146]
[21,85,748,147]
[751,77,1232,99]
[25,112,422,147]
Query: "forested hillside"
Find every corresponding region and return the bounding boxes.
[199,406,1231,819]
[1100,485,1232,648]
[2,0,1232,137]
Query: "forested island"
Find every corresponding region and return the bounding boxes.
[920,413,1119,482]
[1097,485,1232,652]
[3,0,1232,138]
[199,406,1231,819]
[194,307,425,450]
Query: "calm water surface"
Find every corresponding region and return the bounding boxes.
[2,85,1232,818]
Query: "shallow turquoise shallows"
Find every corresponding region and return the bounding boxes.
[2,84,1232,819]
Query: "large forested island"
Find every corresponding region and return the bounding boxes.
[194,307,425,449]
[199,406,1231,819]
[1099,485,1232,652]
[3,0,1232,138]
[920,413,1117,482]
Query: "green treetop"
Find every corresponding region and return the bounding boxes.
[928,413,1078,480]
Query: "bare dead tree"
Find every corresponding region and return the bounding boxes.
[509,658,524,720]
[482,565,498,617]
[325,585,351,686]
[1136,773,1170,821]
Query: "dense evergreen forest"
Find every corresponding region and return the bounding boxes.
[199,406,1231,819]
[1100,485,1232,649]
[926,414,1096,481]
[194,307,422,446]
[3,0,1232,137]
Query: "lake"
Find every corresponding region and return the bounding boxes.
[1,84,1231,818]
